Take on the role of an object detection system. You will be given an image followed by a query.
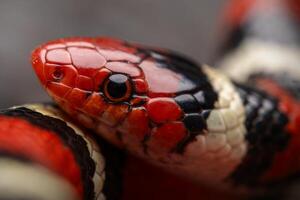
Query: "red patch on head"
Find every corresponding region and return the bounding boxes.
[97,49,141,63]
[150,122,187,150]
[140,59,181,97]
[31,48,47,84]
[68,47,107,69]
[65,88,90,108]
[82,93,108,117]
[46,49,72,64]
[31,37,142,94]
[133,79,148,94]
[146,98,182,124]
[93,68,111,91]
[106,62,141,77]
[44,64,77,87]
[46,82,72,98]
[76,75,94,91]
[122,108,150,139]
[101,104,130,126]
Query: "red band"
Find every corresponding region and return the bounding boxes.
[0,116,83,199]
[255,79,300,182]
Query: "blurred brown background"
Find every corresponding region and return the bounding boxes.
[0,0,225,108]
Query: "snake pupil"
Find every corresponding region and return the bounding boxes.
[106,74,130,101]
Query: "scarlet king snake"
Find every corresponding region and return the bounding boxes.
[1,0,300,199]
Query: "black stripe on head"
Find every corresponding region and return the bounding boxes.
[174,90,218,152]
[174,94,201,113]
[138,48,218,98]
[136,48,219,153]
[229,84,290,187]
[0,107,96,200]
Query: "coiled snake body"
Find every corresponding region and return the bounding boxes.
[28,0,300,196]
[32,0,300,193]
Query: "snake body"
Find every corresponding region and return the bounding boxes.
[0,104,109,200]
[27,0,300,196]
[1,104,228,200]
[218,0,300,187]
[30,1,300,191]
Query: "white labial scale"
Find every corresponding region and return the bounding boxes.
[0,158,78,200]
[230,94,245,119]
[221,109,239,130]
[218,38,300,82]
[206,110,226,133]
[15,104,106,200]
[205,66,247,172]
[226,126,245,147]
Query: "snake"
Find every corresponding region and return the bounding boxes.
[0,104,109,200]
[1,104,230,200]
[29,0,300,194]
[1,0,300,199]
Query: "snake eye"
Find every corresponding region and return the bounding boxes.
[103,74,132,102]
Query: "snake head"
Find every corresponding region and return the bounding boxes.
[33,37,209,149]
[31,37,220,153]
[32,38,247,184]
[31,37,210,149]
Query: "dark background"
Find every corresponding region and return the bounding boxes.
[0,0,225,108]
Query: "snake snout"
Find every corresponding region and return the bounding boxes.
[31,44,74,99]
[31,46,47,86]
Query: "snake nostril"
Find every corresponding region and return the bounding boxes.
[52,69,64,81]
